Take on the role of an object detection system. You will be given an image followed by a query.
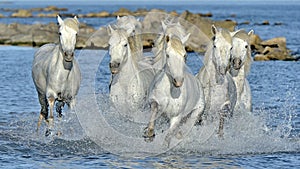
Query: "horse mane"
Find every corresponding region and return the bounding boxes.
[169,35,186,57]
[128,35,141,58]
[165,22,188,40]
[220,28,232,44]
[64,18,79,32]
[232,30,252,76]
[203,41,213,66]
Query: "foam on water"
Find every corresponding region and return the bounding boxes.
[70,49,300,158]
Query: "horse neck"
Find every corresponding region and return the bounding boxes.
[203,47,218,84]
[152,37,167,70]
[120,46,139,75]
[55,45,73,71]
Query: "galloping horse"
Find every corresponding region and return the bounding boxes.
[230,29,254,112]
[144,34,205,147]
[152,20,189,71]
[32,15,81,136]
[196,25,237,138]
[108,26,155,113]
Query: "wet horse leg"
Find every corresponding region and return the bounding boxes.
[45,96,55,137]
[37,92,48,133]
[56,101,65,118]
[217,101,231,138]
[164,115,181,148]
[143,101,158,142]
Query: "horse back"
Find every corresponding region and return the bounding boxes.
[32,44,58,94]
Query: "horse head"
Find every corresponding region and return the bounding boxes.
[165,34,190,88]
[211,25,232,84]
[108,25,128,74]
[116,15,142,37]
[230,29,254,76]
[57,15,79,62]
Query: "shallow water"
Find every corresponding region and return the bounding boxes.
[0,46,299,168]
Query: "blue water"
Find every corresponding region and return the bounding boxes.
[0,1,300,168]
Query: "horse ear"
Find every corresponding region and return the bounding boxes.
[211,25,218,35]
[117,16,120,20]
[182,33,190,44]
[248,30,254,36]
[107,25,114,35]
[74,15,78,21]
[57,15,64,26]
[161,21,167,31]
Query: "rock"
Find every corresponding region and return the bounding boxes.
[239,21,250,25]
[134,8,149,16]
[274,22,283,26]
[112,8,133,17]
[262,20,270,25]
[85,11,110,18]
[0,22,97,48]
[179,10,236,52]
[200,12,213,17]
[37,12,59,18]
[252,37,295,61]
[169,10,179,17]
[44,5,68,12]
[11,9,33,17]
[253,54,269,61]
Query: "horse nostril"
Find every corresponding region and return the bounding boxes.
[64,52,67,56]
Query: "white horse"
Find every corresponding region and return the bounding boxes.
[196,25,237,138]
[152,20,189,71]
[144,35,205,147]
[115,15,143,57]
[108,26,155,113]
[230,29,254,112]
[32,15,81,136]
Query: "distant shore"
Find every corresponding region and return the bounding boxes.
[0,5,298,61]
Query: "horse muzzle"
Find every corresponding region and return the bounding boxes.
[232,58,242,70]
[64,51,74,62]
[173,77,184,88]
[109,62,120,74]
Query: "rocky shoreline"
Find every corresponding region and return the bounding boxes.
[0,6,298,61]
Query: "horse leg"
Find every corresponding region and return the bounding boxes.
[217,101,231,138]
[143,101,158,142]
[45,96,55,137]
[164,115,181,148]
[37,92,48,133]
[56,101,65,118]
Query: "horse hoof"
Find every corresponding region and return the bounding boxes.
[45,129,52,137]
[143,127,155,142]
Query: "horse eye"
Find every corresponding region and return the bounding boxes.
[166,54,169,58]
[213,45,216,48]
[58,32,62,36]
[124,44,128,47]
[245,45,248,49]
[230,47,233,50]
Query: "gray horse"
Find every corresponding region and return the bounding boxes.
[196,25,237,138]
[230,29,253,112]
[32,15,81,136]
